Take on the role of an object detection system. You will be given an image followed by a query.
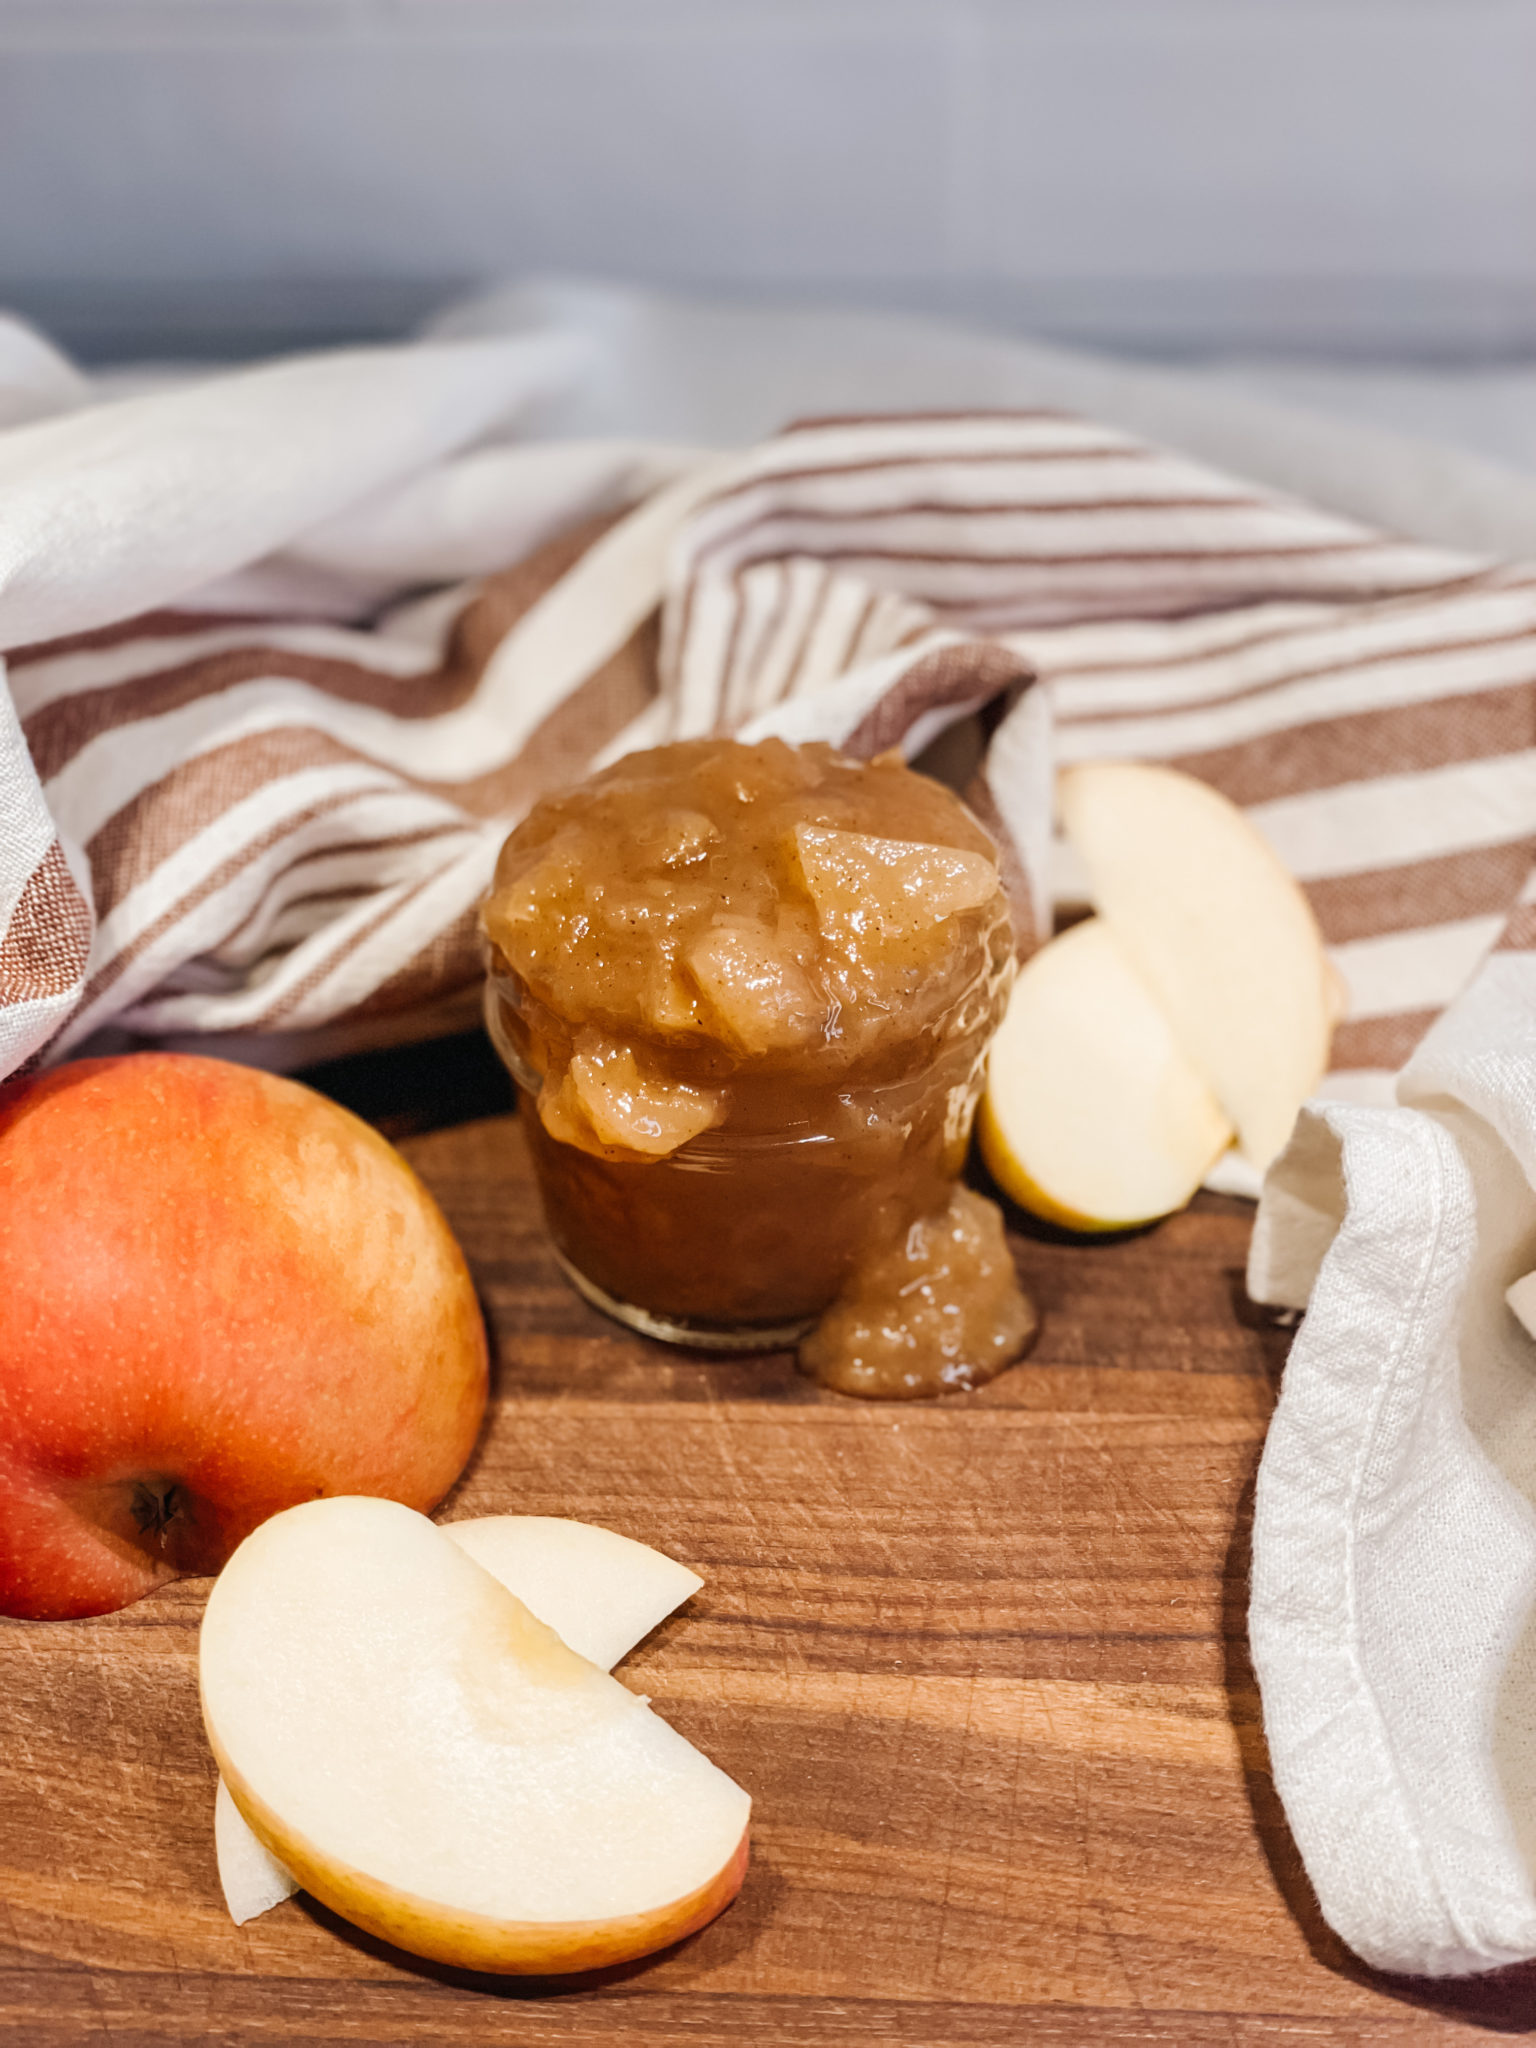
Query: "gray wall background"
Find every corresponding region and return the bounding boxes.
[2,0,1533,362]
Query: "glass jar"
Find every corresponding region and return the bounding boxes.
[485,958,1002,1349]
[479,737,1015,1353]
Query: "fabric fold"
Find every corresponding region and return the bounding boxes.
[1252,956,1536,1973]
[4,301,1534,1082]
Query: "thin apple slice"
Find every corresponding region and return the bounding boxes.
[979,917,1234,1231]
[441,1515,703,1673]
[1057,761,1332,1173]
[202,1498,749,1974]
[215,1777,297,1926]
[215,1512,705,1928]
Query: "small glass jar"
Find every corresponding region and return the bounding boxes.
[485,960,999,1349]
[479,737,1015,1353]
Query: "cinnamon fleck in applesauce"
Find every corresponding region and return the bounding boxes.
[481,737,1035,1397]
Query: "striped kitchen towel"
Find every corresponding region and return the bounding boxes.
[1,379,1531,1091]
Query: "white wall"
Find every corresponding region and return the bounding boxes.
[1,0,1533,360]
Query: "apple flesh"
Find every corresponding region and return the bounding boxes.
[441,1515,703,1672]
[215,1777,296,1926]
[794,826,999,938]
[201,1497,750,1973]
[979,917,1234,1231]
[216,1513,705,1925]
[1056,762,1333,1173]
[0,1055,487,1620]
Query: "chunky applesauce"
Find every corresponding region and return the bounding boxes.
[481,737,1035,1396]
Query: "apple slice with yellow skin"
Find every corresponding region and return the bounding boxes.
[1057,762,1332,1173]
[216,1513,705,1926]
[979,917,1234,1232]
[203,1498,748,1972]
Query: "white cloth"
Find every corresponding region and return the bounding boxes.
[431,280,1536,558]
[1251,956,1536,1974]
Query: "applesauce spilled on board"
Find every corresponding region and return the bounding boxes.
[481,737,1035,1397]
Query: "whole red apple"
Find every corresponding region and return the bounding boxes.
[0,1054,488,1620]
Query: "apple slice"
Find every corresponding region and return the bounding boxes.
[202,1498,748,1973]
[215,1512,704,1926]
[1057,762,1332,1173]
[979,917,1234,1231]
[441,1515,703,1673]
[215,1777,296,1926]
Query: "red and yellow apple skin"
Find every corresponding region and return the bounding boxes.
[0,1054,488,1620]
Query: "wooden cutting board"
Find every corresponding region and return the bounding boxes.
[3,1046,1534,2045]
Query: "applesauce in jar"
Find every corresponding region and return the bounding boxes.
[481,737,1034,1394]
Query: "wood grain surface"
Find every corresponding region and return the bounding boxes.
[4,1041,1536,2045]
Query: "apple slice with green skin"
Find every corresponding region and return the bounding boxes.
[979,917,1235,1232]
[1057,762,1333,1174]
[203,1498,748,1972]
[216,1513,705,1926]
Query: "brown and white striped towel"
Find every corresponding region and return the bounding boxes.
[1,391,1531,1101]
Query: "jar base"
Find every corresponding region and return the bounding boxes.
[552,1250,815,1354]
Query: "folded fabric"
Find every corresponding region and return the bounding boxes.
[4,386,1532,1088]
[1250,960,1536,1976]
[4,284,1536,1977]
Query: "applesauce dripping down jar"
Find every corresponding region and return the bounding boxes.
[481,738,1036,1393]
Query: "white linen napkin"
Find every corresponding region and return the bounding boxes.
[1250,952,1536,1976]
